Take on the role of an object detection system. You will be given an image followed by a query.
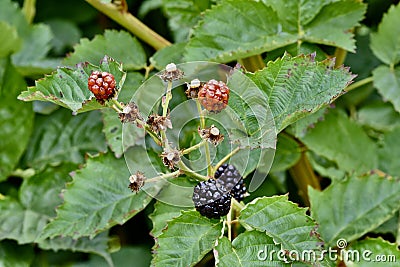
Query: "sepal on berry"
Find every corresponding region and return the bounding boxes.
[198,125,224,145]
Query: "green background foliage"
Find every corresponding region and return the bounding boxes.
[1,0,400,266]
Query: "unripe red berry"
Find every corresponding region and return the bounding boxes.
[88,71,116,101]
[198,79,230,113]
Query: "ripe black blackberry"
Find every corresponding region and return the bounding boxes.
[192,179,231,219]
[215,164,247,202]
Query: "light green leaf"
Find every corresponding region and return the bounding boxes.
[18,56,126,113]
[308,152,346,181]
[64,30,147,71]
[117,71,144,103]
[215,232,289,267]
[47,19,82,55]
[162,0,211,42]
[373,65,400,113]
[0,0,29,36]
[345,238,400,266]
[289,108,327,138]
[249,54,354,131]
[270,134,301,172]
[0,59,34,181]
[0,240,34,267]
[309,174,400,246]
[0,21,21,57]
[239,195,321,258]
[300,109,378,174]
[23,109,107,171]
[184,0,365,62]
[152,210,222,267]
[184,0,297,62]
[357,102,400,132]
[370,4,400,65]
[40,150,161,239]
[378,127,400,177]
[150,42,186,70]
[0,164,75,243]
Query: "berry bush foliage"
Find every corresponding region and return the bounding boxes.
[2,0,400,266]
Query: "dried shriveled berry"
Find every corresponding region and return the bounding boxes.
[198,79,230,113]
[88,71,116,102]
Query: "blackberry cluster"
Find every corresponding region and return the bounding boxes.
[215,164,247,202]
[198,79,230,113]
[192,179,231,219]
[192,164,247,219]
[88,71,116,101]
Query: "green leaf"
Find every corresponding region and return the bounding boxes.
[0,240,34,267]
[214,232,289,267]
[64,30,147,71]
[11,23,58,76]
[184,0,365,62]
[300,109,378,174]
[0,0,29,36]
[0,164,75,243]
[18,56,126,113]
[152,210,222,267]
[309,174,400,246]
[357,102,400,132]
[150,42,186,70]
[117,71,144,103]
[308,152,346,181]
[40,150,161,239]
[162,0,211,42]
[373,65,400,113]
[184,0,297,62]
[345,238,400,266]
[249,54,355,131]
[23,109,107,171]
[239,195,321,258]
[47,19,82,55]
[38,232,114,267]
[370,4,400,66]
[0,21,21,57]
[0,59,34,181]
[378,127,400,177]
[270,134,301,172]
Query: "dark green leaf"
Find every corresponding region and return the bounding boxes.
[239,195,321,259]
[40,150,161,239]
[378,126,400,177]
[64,30,147,71]
[162,0,211,42]
[0,240,34,267]
[0,21,21,57]
[118,71,144,103]
[300,109,378,174]
[309,174,400,246]
[214,232,289,267]
[373,65,400,114]
[23,109,107,171]
[0,59,34,181]
[149,201,184,238]
[357,102,400,132]
[152,210,222,267]
[47,19,82,55]
[270,134,301,172]
[370,4,400,66]
[345,237,400,266]
[150,42,186,70]
[0,164,74,243]
[18,56,126,113]
[249,54,354,131]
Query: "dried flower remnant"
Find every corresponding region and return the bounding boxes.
[128,171,146,192]
[161,147,180,169]
[118,102,143,126]
[199,125,224,145]
[146,114,172,133]
[158,63,184,82]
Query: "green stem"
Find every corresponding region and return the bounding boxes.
[196,100,212,176]
[238,55,265,72]
[231,198,244,213]
[145,170,180,183]
[162,81,173,117]
[85,0,171,50]
[111,99,124,110]
[181,139,207,155]
[346,76,373,92]
[333,47,347,68]
[177,161,208,181]
[22,0,36,24]
[213,147,240,173]
[227,208,232,241]
[144,64,154,80]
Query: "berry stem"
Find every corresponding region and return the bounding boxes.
[181,139,207,155]
[333,47,347,68]
[145,170,180,183]
[162,81,173,117]
[85,0,171,50]
[144,64,154,80]
[111,99,124,110]
[177,161,208,181]
[196,100,212,176]
[231,198,244,213]
[226,208,232,241]
[213,147,240,173]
